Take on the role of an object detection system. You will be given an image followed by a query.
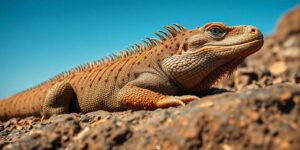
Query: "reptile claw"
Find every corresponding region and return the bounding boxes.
[157,95,199,108]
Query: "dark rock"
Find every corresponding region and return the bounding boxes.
[294,71,300,83]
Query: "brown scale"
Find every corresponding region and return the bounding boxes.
[122,54,141,81]
[113,58,134,84]
[69,74,76,81]
[117,60,132,82]
[87,69,100,87]
[89,69,101,87]
[13,93,22,114]
[6,99,11,116]
[134,51,149,67]
[77,70,93,90]
[39,92,46,110]
[118,61,129,75]
[112,59,126,76]
[141,51,152,64]
[26,93,33,115]
[32,99,38,112]
[64,74,75,86]
[99,59,124,85]
[3,107,7,117]
[28,96,34,114]
[9,94,20,116]
[119,85,164,110]
[94,67,103,81]
[75,72,93,95]
[14,98,21,113]
[96,66,110,81]
[25,97,31,115]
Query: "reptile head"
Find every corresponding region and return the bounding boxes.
[161,22,264,91]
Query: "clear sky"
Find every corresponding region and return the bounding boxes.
[0,0,299,98]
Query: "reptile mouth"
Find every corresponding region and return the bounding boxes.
[181,39,263,91]
[224,39,264,58]
[187,39,264,55]
[207,38,264,48]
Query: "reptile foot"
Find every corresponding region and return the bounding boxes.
[157,95,200,108]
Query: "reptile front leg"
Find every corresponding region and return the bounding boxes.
[41,81,74,119]
[118,85,200,110]
[117,73,200,110]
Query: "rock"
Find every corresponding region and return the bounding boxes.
[245,5,300,81]
[273,77,284,84]
[279,91,292,102]
[79,115,90,122]
[1,83,300,150]
[294,72,300,83]
[268,61,287,76]
[284,46,300,59]
[283,35,300,48]
[275,6,300,42]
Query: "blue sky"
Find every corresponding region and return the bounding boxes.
[0,0,299,98]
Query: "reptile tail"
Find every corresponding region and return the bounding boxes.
[0,90,44,121]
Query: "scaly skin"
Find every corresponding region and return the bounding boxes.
[0,22,264,121]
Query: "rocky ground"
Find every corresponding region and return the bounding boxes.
[1,5,300,150]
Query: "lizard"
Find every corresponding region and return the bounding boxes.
[0,22,264,121]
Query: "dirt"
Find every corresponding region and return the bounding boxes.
[1,5,300,150]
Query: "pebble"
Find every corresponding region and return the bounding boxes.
[268,61,287,76]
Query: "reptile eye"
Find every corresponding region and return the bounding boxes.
[207,26,226,38]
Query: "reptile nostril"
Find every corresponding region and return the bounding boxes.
[251,28,256,33]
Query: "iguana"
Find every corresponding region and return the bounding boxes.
[0,22,264,121]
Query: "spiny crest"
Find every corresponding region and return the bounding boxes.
[118,23,185,57]
[36,23,187,86]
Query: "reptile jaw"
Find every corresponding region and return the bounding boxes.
[193,39,264,91]
[219,39,264,58]
[182,39,264,91]
[185,38,264,57]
